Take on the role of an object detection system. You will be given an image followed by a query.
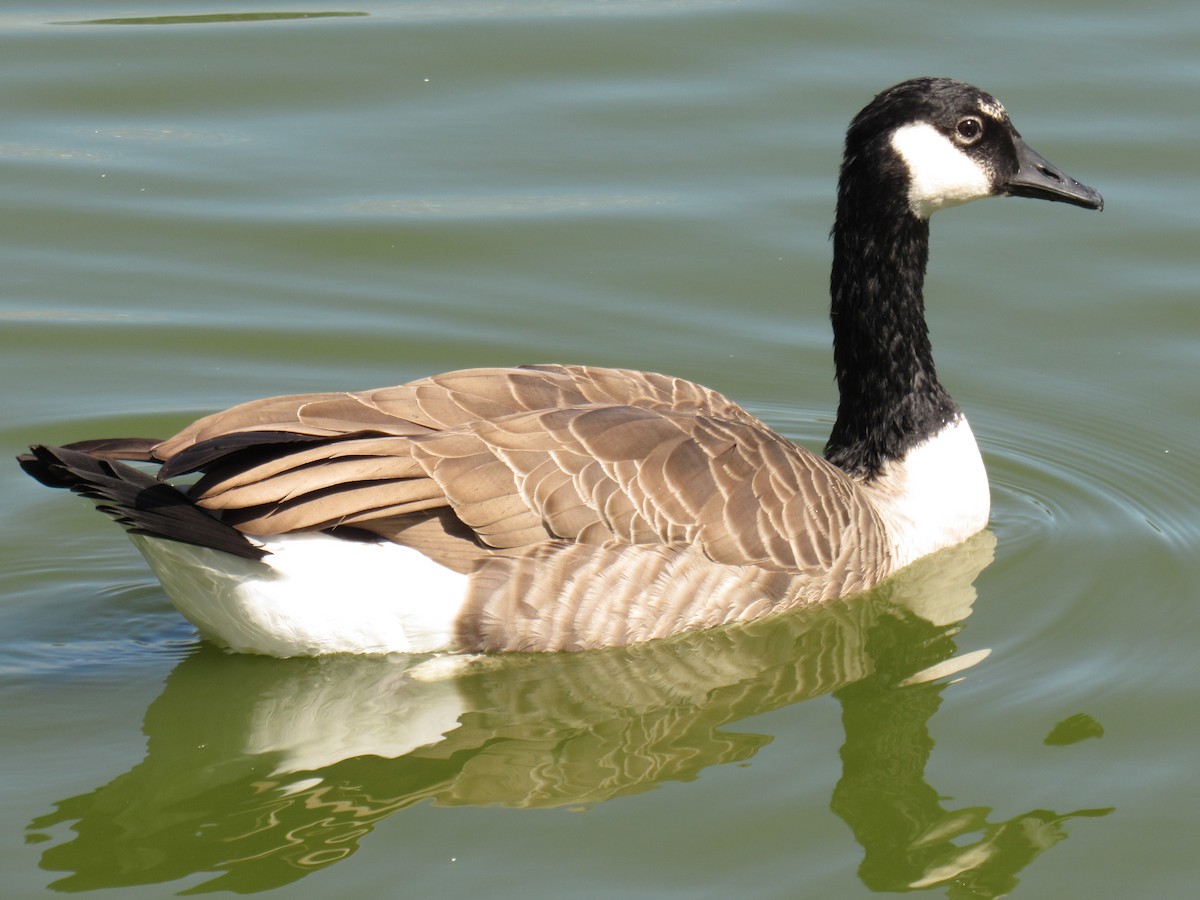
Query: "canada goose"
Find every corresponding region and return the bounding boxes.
[19,78,1102,656]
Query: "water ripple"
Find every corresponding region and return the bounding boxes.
[53,12,369,27]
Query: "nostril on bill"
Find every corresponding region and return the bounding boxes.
[1036,164,1064,183]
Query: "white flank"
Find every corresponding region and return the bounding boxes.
[890,122,993,219]
[862,416,991,569]
[130,532,470,656]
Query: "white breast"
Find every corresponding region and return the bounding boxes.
[861,416,991,569]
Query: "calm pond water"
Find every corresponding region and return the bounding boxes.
[2,1,1198,897]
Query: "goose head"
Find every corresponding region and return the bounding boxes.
[841,77,1103,221]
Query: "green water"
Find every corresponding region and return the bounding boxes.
[2,1,1197,897]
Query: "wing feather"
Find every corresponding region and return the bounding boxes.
[142,365,889,585]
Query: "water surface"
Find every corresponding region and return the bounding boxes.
[2,1,1198,897]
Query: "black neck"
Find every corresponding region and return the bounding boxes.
[823,170,960,480]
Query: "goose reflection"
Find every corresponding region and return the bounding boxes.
[28,531,1110,894]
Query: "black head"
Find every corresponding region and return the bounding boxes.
[842,77,1103,220]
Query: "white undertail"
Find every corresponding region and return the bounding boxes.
[132,532,469,656]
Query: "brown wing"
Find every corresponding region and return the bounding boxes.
[151,365,891,586]
[154,365,763,458]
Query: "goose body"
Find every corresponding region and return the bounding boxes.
[19,78,1102,656]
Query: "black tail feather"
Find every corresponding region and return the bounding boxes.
[158,430,339,480]
[18,445,268,560]
[60,437,162,461]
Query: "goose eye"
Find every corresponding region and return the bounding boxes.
[955,117,984,145]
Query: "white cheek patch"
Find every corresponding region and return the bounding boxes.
[890,122,994,219]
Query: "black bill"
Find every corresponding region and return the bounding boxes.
[1004,135,1104,211]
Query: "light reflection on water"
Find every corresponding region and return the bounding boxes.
[24,533,1109,895]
